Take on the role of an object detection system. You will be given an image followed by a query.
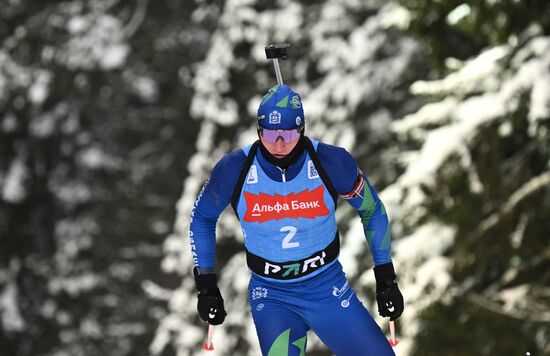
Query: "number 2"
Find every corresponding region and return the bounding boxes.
[281,226,299,248]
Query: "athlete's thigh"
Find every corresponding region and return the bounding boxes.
[250,298,309,356]
[310,289,395,356]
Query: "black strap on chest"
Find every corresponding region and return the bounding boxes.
[303,137,338,204]
[231,140,260,216]
[230,137,338,216]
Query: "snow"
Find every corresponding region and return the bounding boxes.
[377,32,550,354]
[0,273,26,332]
[379,3,411,30]
[393,98,458,139]
[161,233,189,274]
[100,44,129,70]
[78,146,122,169]
[255,2,304,42]
[1,112,18,132]
[106,322,147,337]
[58,14,129,70]
[446,4,471,25]
[530,73,550,122]
[55,218,95,259]
[2,157,27,203]
[150,314,203,356]
[476,171,550,237]
[339,218,367,277]
[190,35,238,126]
[108,263,135,282]
[30,111,58,137]
[67,16,89,34]
[127,74,159,103]
[28,69,52,105]
[497,284,529,311]
[50,180,91,205]
[509,214,528,249]
[387,37,550,224]
[40,299,57,319]
[48,273,103,297]
[142,280,174,302]
[80,317,102,338]
[411,46,508,96]
[0,50,33,107]
[393,223,455,264]
[498,121,513,136]
[395,94,497,192]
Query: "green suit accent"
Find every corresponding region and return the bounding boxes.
[268,329,291,356]
[292,336,307,356]
[359,184,377,221]
[267,329,307,356]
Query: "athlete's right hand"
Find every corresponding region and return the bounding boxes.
[193,268,227,325]
[374,262,404,321]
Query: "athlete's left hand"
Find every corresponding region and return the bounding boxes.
[193,268,227,325]
[374,263,404,321]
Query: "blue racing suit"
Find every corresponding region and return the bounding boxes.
[190,137,395,355]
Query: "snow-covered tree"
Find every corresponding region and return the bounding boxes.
[1,0,547,355]
[386,25,550,356]
[1,1,203,355]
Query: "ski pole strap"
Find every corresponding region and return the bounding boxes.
[246,232,340,280]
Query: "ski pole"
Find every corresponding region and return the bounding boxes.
[388,320,399,347]
[265,43,290,85]
[202,324,214,351]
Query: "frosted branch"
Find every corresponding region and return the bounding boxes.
[123,0,149,38]
[475,171,550,238]
[467,292,550,323]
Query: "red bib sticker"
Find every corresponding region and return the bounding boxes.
[244,186,330,223]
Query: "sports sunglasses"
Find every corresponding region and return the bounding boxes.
[258,127,303,143]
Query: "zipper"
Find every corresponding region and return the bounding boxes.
[278,167,286,182]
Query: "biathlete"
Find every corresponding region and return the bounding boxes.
[189,85,404,355]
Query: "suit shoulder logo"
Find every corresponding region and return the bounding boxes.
[307,160,319,179]
[247,165,258,184]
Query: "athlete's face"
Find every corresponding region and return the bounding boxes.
[259,131,300,158]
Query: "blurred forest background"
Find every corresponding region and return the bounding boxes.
[0,0,549,355]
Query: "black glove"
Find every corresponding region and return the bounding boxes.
[193,268,227,325]
[374,262,404,321]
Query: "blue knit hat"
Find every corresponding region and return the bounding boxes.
[257,85,304,130]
